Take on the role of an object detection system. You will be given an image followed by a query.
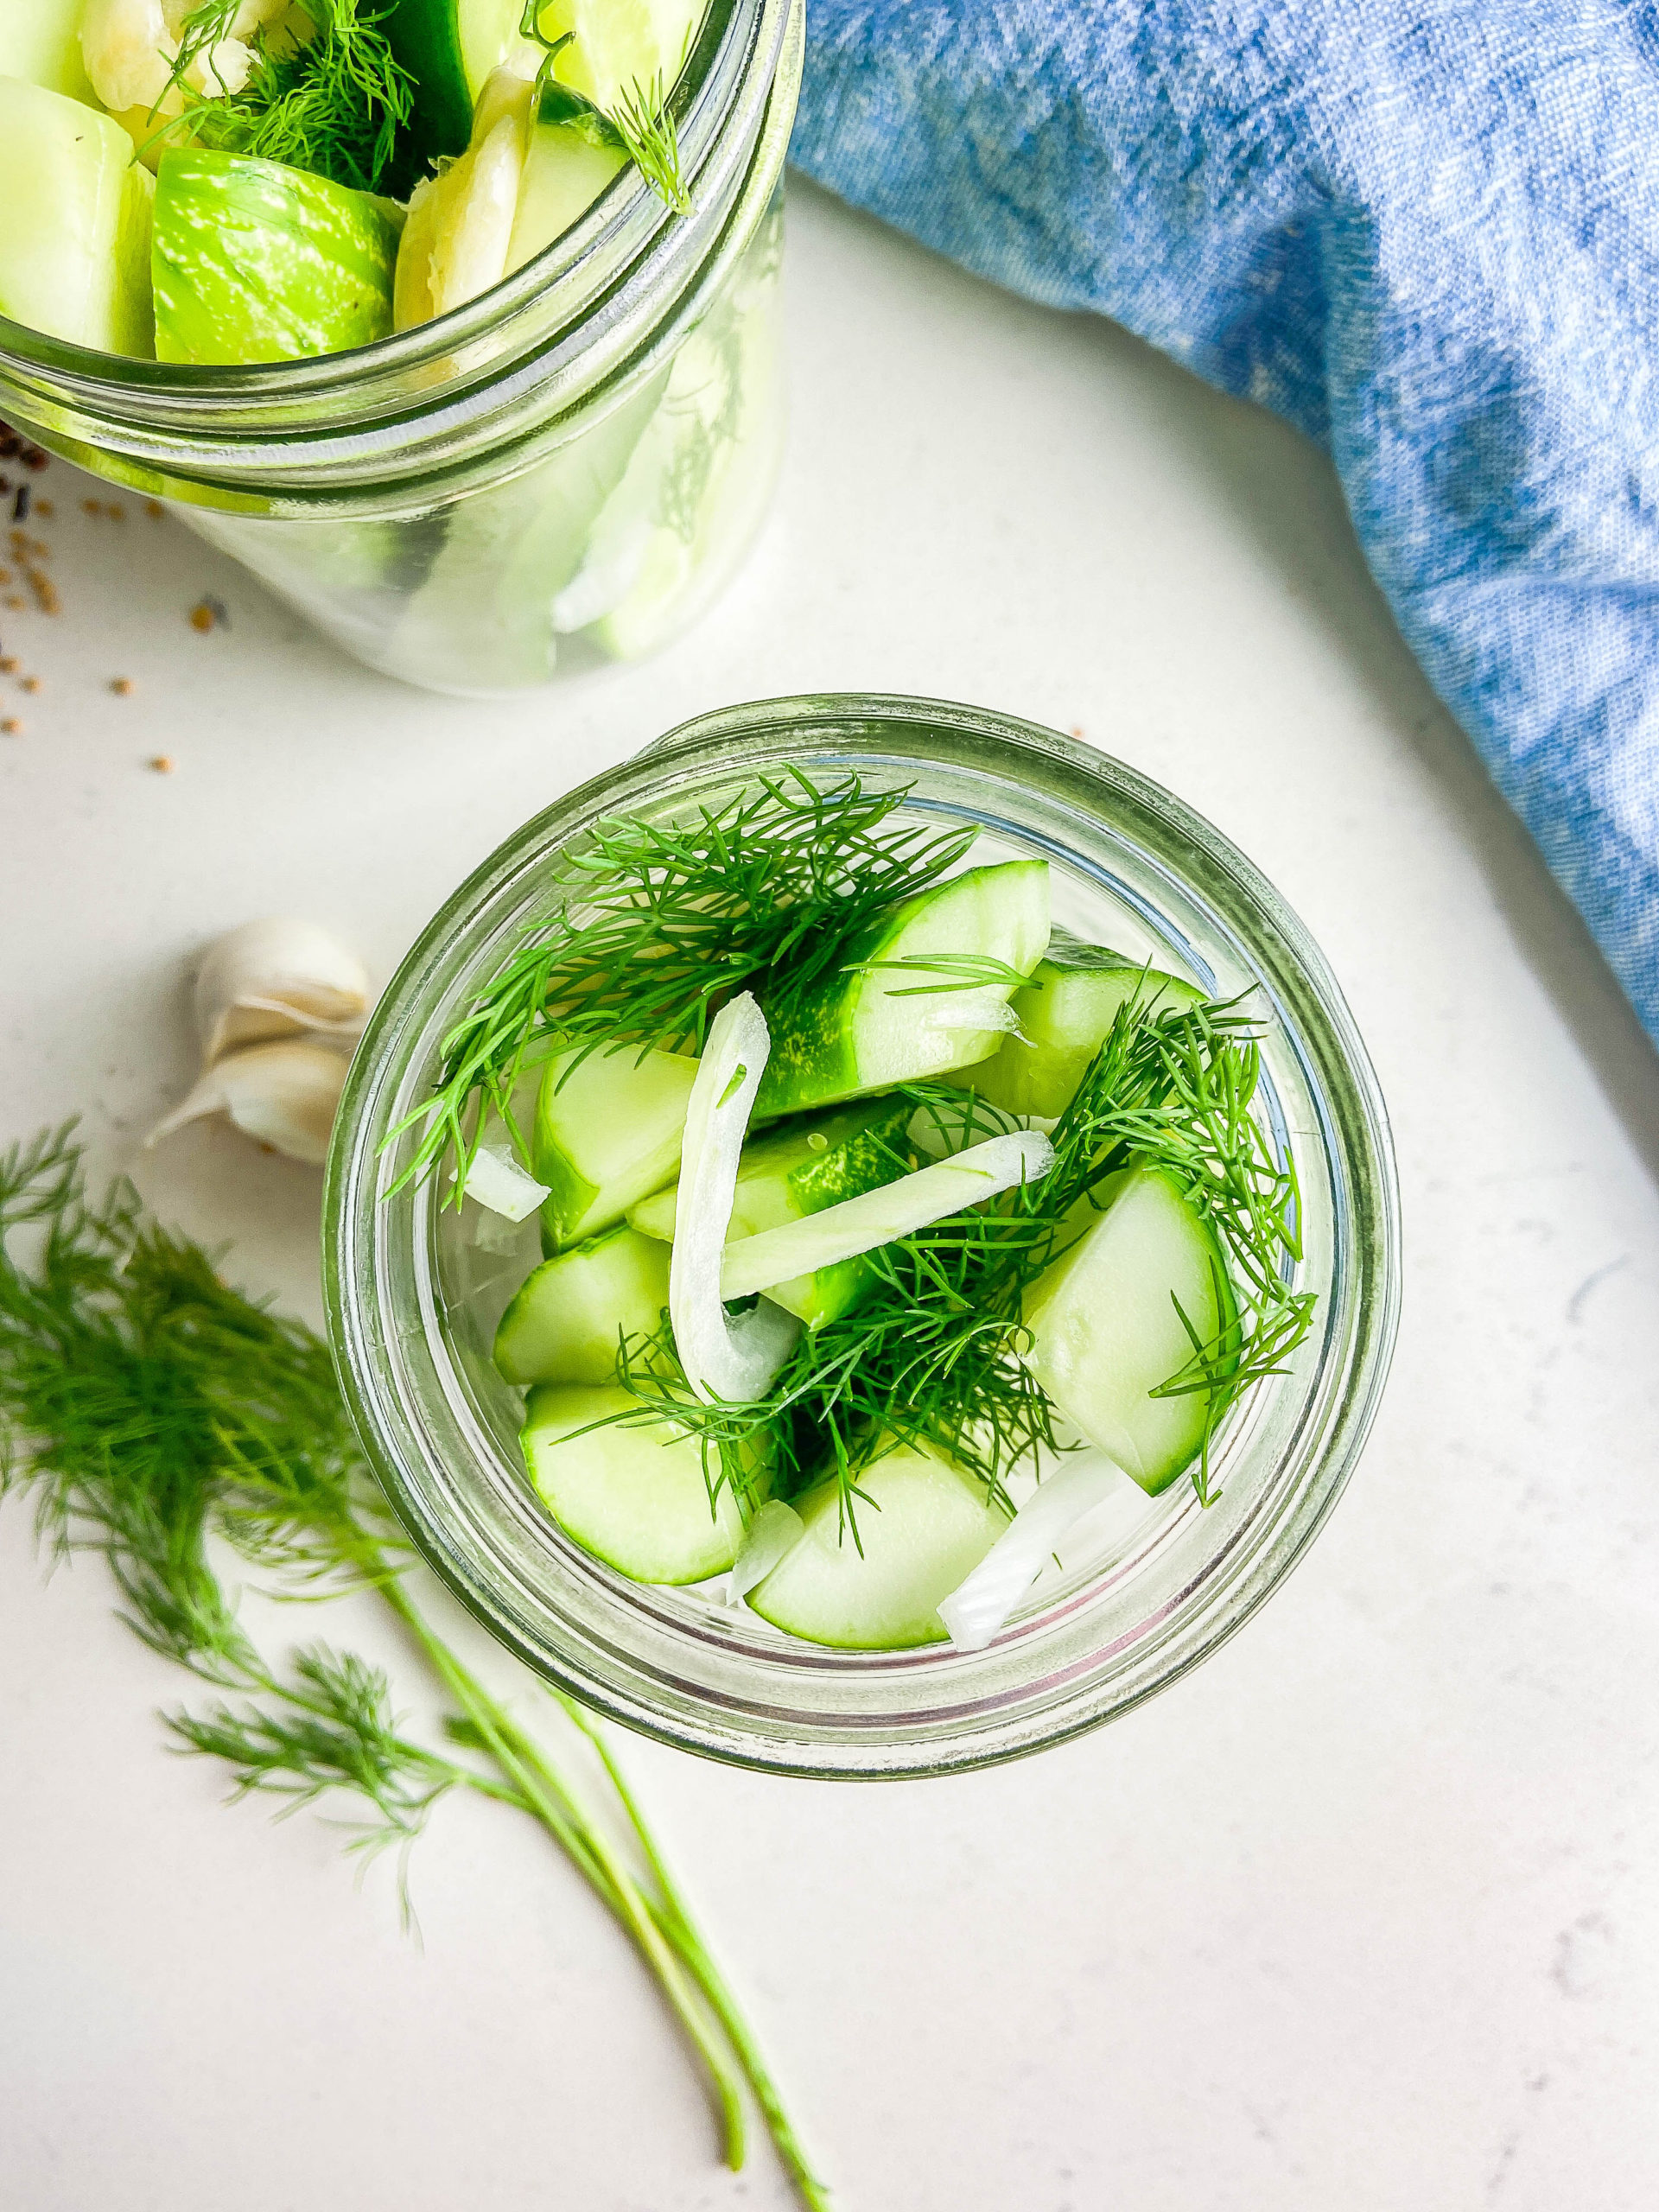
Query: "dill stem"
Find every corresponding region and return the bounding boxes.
[376,1574,748,2175]
[556,1694,833,2212]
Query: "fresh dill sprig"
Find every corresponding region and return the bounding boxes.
[0,1125,828,2209]
[389,769,976,1203]
[608,69,692,214]
[614,987,1314,1523]
[157,0,414,194]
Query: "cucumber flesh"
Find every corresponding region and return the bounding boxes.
[532,1042,696,1246]
[543,0,706,118]
[968,931,1205,1117]
[493,1223,670,1385]
[755,860,1052,1119]
[152,150,403,365]
[748,1444,1010,1649]
[1021,1168,1237,1493]
[521,1382,766,1582]
[1,1,96,99]
[0,79,153,354]
[627,1095,913,1327]
[505,120,628,273]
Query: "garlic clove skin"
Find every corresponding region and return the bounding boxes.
[147,1039,349,1166]
[194,917,370,1066]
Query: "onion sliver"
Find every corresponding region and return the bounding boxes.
[725,1499,806,1605]
[671,992,802,1402]
[455,1140,550,1222]
[938,1455,1125,1651]
[721,1130,1055,1302]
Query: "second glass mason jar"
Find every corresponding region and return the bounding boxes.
[325,696,1402,1778]
[0,0,802,695]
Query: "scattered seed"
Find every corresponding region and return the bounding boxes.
[189,601,217,633]
[11,486,29,523]
[149,754,175,773]
[20,676,39,694]
[0,658,12,674]
[1070,725,1084,738]
[3,597,20,611]
[2,719,20,735]
[111,677,133,696]
[82,499,101,516]
[147,499,164,520]
[0,569,10,586]
[35,499,52,518]
[108,503,126,521]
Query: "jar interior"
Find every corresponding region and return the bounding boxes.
[328,706,1391,1776]
[424,800,1309,1666]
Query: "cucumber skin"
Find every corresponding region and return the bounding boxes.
[152,151,403,365]
[755,861,1051,1119]
[1022,1168,1239,1494]
[627,1096,914,1327]
[381,0,475,194]
[493,1223,670,1386]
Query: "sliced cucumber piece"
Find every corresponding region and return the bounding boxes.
[493,1222,670,1385]
[152,150,403,365]
[506,118,628,272]
[748,1444,1010,1649]
[755,860,1052,1119]
[1022,1168,1237,1493]
[968,931,1205,1117]
[383,0,524,187]
[521,1382,766,1582]
[532,1042,696,1246]
[1,1,96,99]
[628,1096,913,1327]
[0,79,153,354]
[542,0,705,119]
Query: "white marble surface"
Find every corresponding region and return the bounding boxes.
[3,179,1656,2212]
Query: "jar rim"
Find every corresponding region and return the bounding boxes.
[0,0,796,480]
[324,696,1402,1779]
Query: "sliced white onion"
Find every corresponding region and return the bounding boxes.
[671,992,802,1402]
[454,1140,549,1222]
[721,1130,1054,1301]
[938,1455,1127,1652]
[724,1499,805,1606]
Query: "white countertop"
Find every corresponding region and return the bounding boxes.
[3,179,1656,2212]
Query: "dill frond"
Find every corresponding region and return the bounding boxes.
[164,0,414,194]
[0,1126,828,2204]
[388,770,977,1203]
[611,988,1315,1521]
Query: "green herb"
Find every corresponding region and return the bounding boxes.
[0,1126,828,2210]
[520,0,691,213]
[616,986,1313,1523]
[391,769,976,1203]
[155,0,414,194]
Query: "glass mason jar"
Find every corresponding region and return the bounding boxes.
[325,696,1402,1777]
[0,0,801,695]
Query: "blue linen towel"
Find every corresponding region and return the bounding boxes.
[791,3,1659,1046]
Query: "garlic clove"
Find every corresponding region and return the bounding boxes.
[194,917,370,1066]
[147,1039,349,1166]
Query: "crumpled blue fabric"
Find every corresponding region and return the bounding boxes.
[791,3,1659,1046]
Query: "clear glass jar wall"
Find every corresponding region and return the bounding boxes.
[325,696,1402,1779]
[0,0,802,696]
